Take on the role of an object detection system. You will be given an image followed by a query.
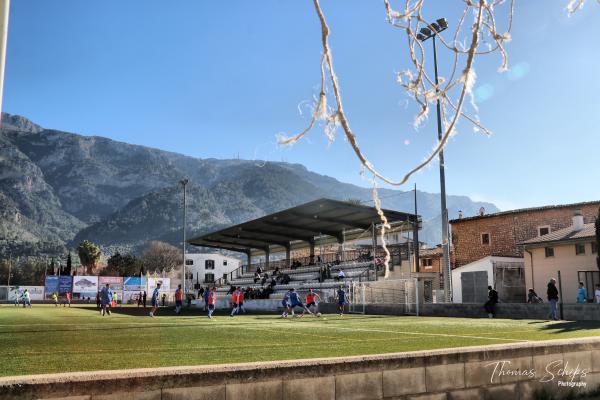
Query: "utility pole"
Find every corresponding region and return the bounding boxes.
[180,178,189,295]
[417,18,452,302]
[413,183,420,273]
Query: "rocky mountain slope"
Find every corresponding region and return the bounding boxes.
[0,113,498,257]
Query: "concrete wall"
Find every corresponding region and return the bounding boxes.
[3,337,600,400]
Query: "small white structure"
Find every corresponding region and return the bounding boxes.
[185,253,241,286]
[452,256,525,303]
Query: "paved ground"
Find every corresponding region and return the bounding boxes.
[2,304,600,377]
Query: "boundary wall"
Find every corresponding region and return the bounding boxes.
[1,337,600,400]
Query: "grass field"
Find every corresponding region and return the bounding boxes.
[1,304,600,377]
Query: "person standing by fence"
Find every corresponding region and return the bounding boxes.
[576,282,587,304]
[484,286,498,318]
[547,278,559,320]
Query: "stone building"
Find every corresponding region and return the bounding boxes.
[449,200,600,268]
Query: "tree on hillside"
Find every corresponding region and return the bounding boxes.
[141,241,182,274]
[595,206,600,273]
[78,240,101,275]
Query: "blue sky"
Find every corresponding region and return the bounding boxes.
[4,1,599,211]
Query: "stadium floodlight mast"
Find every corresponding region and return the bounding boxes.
[180,178,189,295]
[417,18,452,302]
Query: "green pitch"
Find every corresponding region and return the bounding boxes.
[1,304,600,377]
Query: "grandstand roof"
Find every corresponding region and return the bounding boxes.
[188,198,420,255]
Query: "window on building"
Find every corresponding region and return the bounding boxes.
[575,243,586,255]
[185,259,193,265]
[205,260,215,270]
[204,273,215,283]
[223,273,228,280]
[223,260,228,266]
[422,258,433,267]
[481,233,490,245]
[545,247,554,258]
[593,243,598,254]
[538,226,550,236]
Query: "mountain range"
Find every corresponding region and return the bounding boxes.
[0,113,499,259]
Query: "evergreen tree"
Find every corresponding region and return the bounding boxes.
[50,258,56,275]
[66,253,72,275]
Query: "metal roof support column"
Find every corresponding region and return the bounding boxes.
[285,244,291,269]
[309,239,316,265]
[245,250,252,275]
[265,248,270,270]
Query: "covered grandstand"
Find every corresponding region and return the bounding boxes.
[188,198,421,300]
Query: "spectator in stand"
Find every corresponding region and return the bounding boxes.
[527,288,542,303]
[256,266,263,274]
[576,282,587,303]
[484,286,498,318]
[253,272,261,284]
[281,274,291,285]
[326,264,332,279]
[547,278,559,320]
[595,284,600,304]
[336,269,346,281]
[270,277,277,287]
[261,273,269,286]
[273,267,280,277]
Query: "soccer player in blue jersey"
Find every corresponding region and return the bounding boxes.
[281,290,291,318]
[149,282,161,317]
[288,288,312,317]
[336,286,347,316]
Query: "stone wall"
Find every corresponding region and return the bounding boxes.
[2,337,600,400]
[356,302,600,321]
[450,201,600,268]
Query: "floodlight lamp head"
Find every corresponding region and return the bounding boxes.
[437,18,448,29]
[416,33,427,41]
[420,27,432,37]
[430,23,440,32]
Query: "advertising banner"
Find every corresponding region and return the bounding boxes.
[148,277,170,293]
[123,291,143,304]
[124,276,146,291]
[44,276,59,295]
[72,275,99,294]
[58,276,73,293]
[98,276,123,291]
[9,286,44,301]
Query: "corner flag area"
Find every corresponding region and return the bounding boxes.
[2,305,600,377]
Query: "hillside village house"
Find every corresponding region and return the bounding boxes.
[521,211,598,303]
[449,200,600,303]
